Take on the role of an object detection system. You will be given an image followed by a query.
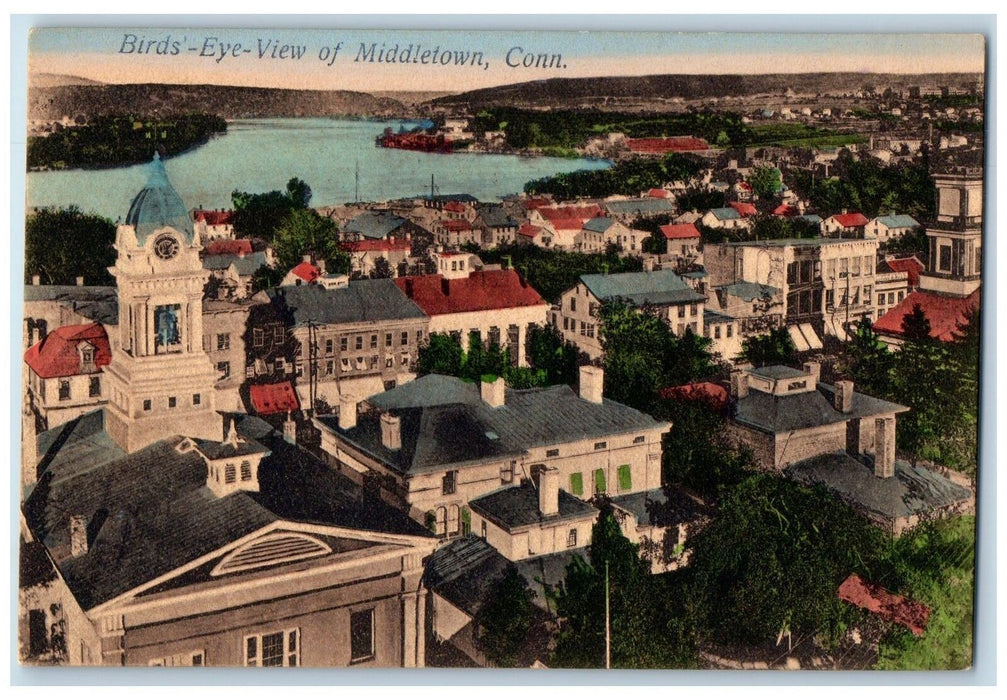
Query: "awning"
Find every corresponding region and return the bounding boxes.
[249,381,300,415]
[338,375,388,401]
[798,323,823,350]
[787,325,810,352]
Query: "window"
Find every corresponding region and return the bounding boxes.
[726,325,733,338]
[633,435,646,444]
[253,329,264,347]
[385,333,393,347]
[435,507,447,535]
[501,461,514,484]
[617,465,632,491]
[447,504,460,534]
[888,292,895,305]
[216,333,230,351]
[385,357,394,368]
[326,360,334,376]
[546,448,559,458]
[852,257,861,276]
[825,290,834,309]
[416,330,424,344]
[193,393,201,406]
[240,461,252,481]
[168,396,177,408]
[370,334,378,349]
[461,506,471,536]
[58,380,70,401]
[149,650,205,667]
[579,321,587,336]
[567,529,578,548]
[225,464,236,484]
[325,339,334,354]
[898,291,904,302]
[570,297,577,312]
[878,293,885,306]
[939,245,952,272]
[839,258,849,277]
[143,399,152,411]
[864,285,872,300]
[594,441,607,450]
[341,358,351,371]
[481,520,487,539]
[340,337,348,352]
[442,471,457,495]
[594,468,607,494]
[563,317,570,331]
[217,361,231,379]
[714,325,721,339]
[245,629,298,667]
[401,331,409,346]
[689,303,698,316]
[677,305,686,318]
[570,472,584,496]
[89,376,101,397]
[355,336,363,351]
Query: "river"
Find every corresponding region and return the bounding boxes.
[25,118,611,219]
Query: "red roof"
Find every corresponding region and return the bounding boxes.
[549,218,586,232]
[205,239,253,256]
[729,201,758,217]
[873,289,980,342]
[193,210,234,226]
[24,323,111,379]
[340,239,411,253]
[537,204,604,222]
[443,201,466,213]
[249,381,300,416]
[660,223,701,240]
[773,203,799,217]
[440,219,474,232]
[831,212,870,228]
[885,256,924,288]
[659,382,729,409]
[626,136,710,153]
[396,269,546,315]
[288,261,321,283]
[838,574,930,637]
[522,197,552,211]
[647,188,672,199]
[737,181,753,191]
[518,223,544,239]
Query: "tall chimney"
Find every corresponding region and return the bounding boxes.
[338,395,358,430]
[283,412,296,444]
[833,380,855,413]
[538,466,560,517]
[803,362,821,385]
[480,375,505,408]
[874,415,896,478]
[380,412,401,451]
[317,259,326,274]
[302,254,312,263]
[31,275,40,286]
[730,370,749,399]
[579,365,604,404]
[76,276,84,286]
[69,515,88,557]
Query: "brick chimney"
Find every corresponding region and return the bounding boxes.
[69,515,88,557]
[538,466,560,517]
[803,362,821,385]
[380,412,401,451]
[302,254,312,263]
[833,380,855,413]
[480,375,505,408]
[579,365,604,404]
[874,415,896,478]
[338,395,357,430]
[730,370,749,399]
[317,259,327,274]
[283,412,296,444]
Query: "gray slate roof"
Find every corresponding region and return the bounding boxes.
[323,375,667,475]
[267,279,426,327]
[582,217,616,234]
[603,199,674,216]
[786,453,972,524]
[749,365,807,381]
[580,269,706,307]
[708,207,742,221]
[609,486,711,528]
[202,251,269,276]
[343,212,409,240]
[477,204,519,229]
[720,281,779,301]
[734,382,908,435]
[875,214,920,229]
[24,285,119,326]
[469,483,598,531]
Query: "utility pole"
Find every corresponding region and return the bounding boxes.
[354,160,359,203]
[605,560,611,670]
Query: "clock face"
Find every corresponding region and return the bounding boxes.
[153,234,180,261]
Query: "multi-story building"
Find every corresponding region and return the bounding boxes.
[865,214,921,243]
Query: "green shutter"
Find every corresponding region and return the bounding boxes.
[570,472,584,496]
[461,506,471,535]
[594,468,607,494]
[618,464,632,491]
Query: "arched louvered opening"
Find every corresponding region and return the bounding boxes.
[211,533,332,577]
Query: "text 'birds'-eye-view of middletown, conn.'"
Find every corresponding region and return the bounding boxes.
[18,26,984,672]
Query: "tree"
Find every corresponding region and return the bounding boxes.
[901,303,932,342]
[231,177,313,241]
[748,163,783,200]
[841,318,895,398]
[25,206,116,285]
[284,177,312,208]
[474,565,538,668]
[369,256,393,279]
[272,209,349,274]
[416,333,464,377]
[525,323,581,387]
[736,327,798,367]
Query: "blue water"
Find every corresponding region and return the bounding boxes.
[26,118,611,219]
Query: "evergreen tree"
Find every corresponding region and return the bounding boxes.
[901,303,932,342]
[474,566,538,668]
[736,327,798,367]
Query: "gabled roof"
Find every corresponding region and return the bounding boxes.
[873,289,980,342]
[549,218,585,232]
[192,210,234,227]
[518,223,544,239]
[580,269,706,307]
[647,188,672,199]
[603,198,674,216]
[796,214,823,225]
[874,214,920,229]
[343,211,409,240]
[660,223,701,240]
[268,279,426,326]
[734,382,908,435]
[582,217,617,234]
[340,239,412,253]
[883,256,924,287]
[609,486,711,529]
[829,212,870,228]
[204,239,251,256]
[440,219,474,232]
[707,207,742,221]
[288,260,320,283]
[24,323,111,379]
[477,205,520,229]
[203,251,269,276]
[772,203,799,217]
[469,483,598,532]
[536,204,604,222]
[729,201,757,217]
[395,269,546,315]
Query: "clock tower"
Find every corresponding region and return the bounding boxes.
[104,154,223,453]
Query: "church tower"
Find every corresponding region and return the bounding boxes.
[918,165,983,298]
[103,154,222,453]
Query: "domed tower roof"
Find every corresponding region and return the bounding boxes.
[124,153,194,245]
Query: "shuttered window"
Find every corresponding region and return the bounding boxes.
[618,464,632,491]
[570,472,584,496]
[594,469,606,494]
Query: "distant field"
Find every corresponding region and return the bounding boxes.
[748,122,865,148]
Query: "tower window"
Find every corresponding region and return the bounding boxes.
[193,393,201,405]
[143,399,152,411]
[168,396,176,408]
[225,464,236,484]
[154,304,182,353]
[240,460,252,481]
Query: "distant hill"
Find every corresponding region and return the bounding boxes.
[30,73,105,88]
[428,72,984,110]
[28,83,405,121]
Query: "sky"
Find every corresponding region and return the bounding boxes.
[27,27,987,93]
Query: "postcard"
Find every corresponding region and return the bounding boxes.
[17,25,984,671]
